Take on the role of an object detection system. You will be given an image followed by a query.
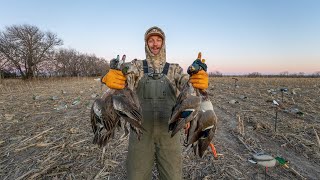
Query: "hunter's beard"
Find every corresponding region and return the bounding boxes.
[150,47,161,55]
[145,43,166,73]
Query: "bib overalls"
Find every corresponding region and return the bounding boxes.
[126,61,182,180]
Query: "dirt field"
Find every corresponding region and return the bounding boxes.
[1,77,319,180]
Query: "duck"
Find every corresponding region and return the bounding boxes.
[170,52,218,158]
[186,90,218,158]
[168,82,201,137]
[91,55,145,149]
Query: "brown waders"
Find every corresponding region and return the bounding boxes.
[126,61,182,180]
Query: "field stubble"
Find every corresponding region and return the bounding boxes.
[0,77,319,179]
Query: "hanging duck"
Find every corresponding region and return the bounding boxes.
[186,90,217,158]
[169,52,218,158]
[91,55,145,149]
[168,82,201,137]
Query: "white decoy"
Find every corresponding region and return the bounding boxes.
[272,100,279,106]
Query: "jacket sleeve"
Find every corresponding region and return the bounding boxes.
[121,59,145,90]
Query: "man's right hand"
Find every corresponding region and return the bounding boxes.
[101,69,126,89]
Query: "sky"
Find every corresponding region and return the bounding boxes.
[0,0,319,75]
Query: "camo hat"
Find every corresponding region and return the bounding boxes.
[144,26,165,41]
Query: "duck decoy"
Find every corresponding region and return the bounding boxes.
[280,88,288,102]
[248,152,288,179]
[272,99,286,110]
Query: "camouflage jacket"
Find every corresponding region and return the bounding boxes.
[123,59,189,96]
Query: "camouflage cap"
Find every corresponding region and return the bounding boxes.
[144,26,165,41]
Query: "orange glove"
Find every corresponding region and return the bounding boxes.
[189,70,209,90]
[101,69,126,89]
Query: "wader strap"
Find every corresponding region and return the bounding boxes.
[143,60,170,75]
[143,60,148,74]
[162,62,170,75]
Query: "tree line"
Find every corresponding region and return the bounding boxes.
[0,24,109,79]
[244,71,320,78]
[209,71,320,78]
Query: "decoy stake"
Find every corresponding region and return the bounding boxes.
[275,109,278,132]
[232,78,238,92]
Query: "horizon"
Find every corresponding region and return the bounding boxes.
[1,0,319,75]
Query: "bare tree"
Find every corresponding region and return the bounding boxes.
[0,53,8,80]
[311,71,320,77]
[209,71,223,77]
[0,24,62,79]
[279,71,289,77]
[95,57,109,76]
[79,54,109,76]
[54,48,109,77]
[54,48,81,76]
[247,72,262,77]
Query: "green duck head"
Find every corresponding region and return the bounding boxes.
[275,157,288,166]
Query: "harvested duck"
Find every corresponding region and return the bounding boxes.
[91,55,144,149]
[169,52,218,158]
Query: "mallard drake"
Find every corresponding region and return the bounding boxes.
[170,52,218,158]
[186,90,217,158]
[168,82,201,137]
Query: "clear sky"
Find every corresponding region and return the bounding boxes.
[1,0,319,75]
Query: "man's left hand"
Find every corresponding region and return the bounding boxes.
[189,70,208,90]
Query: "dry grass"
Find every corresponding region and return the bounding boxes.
[0,77,319,179]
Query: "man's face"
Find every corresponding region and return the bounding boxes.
[147,35,163,55]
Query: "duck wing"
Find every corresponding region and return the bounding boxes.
[169,96,201,137]
[91,88,144,146]
[169,83,200,136]
[197,128,215,158]
[91,95,120,147]
[169,95,201,124]
[112,89,144,138]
